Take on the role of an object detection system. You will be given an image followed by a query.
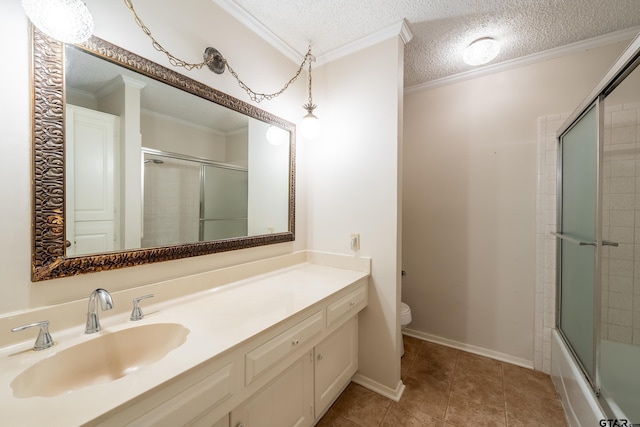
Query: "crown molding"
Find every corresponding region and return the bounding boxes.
[405,25,640,95]
[212,0,303,63]
[212,0,413,66]
[317,19,413,66]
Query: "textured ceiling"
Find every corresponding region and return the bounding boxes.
[224,0,640,88]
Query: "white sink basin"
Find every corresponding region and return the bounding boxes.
[11,323,189,398]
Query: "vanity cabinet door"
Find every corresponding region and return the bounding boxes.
[314,316,358,418]
[230,351,314,427]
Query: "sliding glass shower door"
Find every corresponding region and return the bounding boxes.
[556,102,601,385]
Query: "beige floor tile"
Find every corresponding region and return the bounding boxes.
[456,352,503,377]
[505,384,567,426]
[451,367,505,408]
[502,363,557,398]
[394,375,450,421]
[445,391,507,427]
[506,411,557,427]
[331,383,392,427]
[316,408,362,427]
[404,335,424,355]
[401,351,416,380]
[381,405,444,427]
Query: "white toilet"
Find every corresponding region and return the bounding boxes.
[400,302,412,356]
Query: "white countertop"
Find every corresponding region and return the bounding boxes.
[0,261,368,426]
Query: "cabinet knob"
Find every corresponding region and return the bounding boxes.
[350,301,356,306]
[236,423,244,427]
[317,354,323,361]
[292,338,300,345]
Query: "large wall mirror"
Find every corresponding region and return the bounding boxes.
[31,28,296,281]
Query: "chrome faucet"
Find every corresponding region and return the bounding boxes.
[85,288,114,334]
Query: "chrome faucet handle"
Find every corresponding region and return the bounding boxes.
[130,294,155,321]
[12,320,54,351]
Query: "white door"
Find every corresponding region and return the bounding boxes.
[66,105,120,256]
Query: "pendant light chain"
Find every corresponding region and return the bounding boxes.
[123,0,315,103]
[123,0,208,70]
[304,56,316,112]
[225,46,313,103]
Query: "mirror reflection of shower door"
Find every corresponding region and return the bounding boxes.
[200,165,248,241]
[557,102,600,385]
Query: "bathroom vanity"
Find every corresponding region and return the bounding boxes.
[0,252,369,426]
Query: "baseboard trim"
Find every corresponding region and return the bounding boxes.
[403,328,534,370]
[350,373,405,402]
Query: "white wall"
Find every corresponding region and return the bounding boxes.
[403,41,631,365]
[310,37,405,392]
[0,0,306,314]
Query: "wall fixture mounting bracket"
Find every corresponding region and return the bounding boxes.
[203,47,225,74]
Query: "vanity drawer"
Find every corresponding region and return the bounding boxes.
[326,284,367,328]
[245,310,324,385]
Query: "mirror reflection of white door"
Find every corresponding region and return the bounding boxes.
[65,105,120,256]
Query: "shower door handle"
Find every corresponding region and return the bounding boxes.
[552,232,619,248]
[550,232,596,246]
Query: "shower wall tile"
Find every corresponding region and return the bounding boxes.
[610,159,636,177]
[535,113,569,373]
[609,291,632,311]
[608,325,632,343]
[601,104,639,345]
[611,126,636,145]
[610,177,635,194]
[610,194,635,210]
[611,109,637,127]
[608,308,632,327]
[609,275,633,293]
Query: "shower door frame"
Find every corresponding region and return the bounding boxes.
[554,33,640,403]
[555,97,603,394]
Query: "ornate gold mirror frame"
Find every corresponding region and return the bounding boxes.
[31,28,296,281]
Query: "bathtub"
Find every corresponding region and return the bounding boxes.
[600,340,640,424]
[552,331,640,426]
[551,330,604,426]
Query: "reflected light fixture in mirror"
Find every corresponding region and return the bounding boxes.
[22,0,94,43]
[266,126,290,146]
[463,37,500,66]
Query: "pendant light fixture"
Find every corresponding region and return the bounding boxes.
[299,56,320,140]
[22,0,94,43]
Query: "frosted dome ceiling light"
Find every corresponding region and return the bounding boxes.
[463,37,500,66]
[22,0,94,43]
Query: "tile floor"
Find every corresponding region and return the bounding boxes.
[316,335,567,427]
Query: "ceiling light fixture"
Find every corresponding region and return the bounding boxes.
[463,37,500,66]
[22,0,94,43]
[123,0,319,139]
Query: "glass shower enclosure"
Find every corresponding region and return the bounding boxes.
[555,35,640,423]
[141,149,248,248]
